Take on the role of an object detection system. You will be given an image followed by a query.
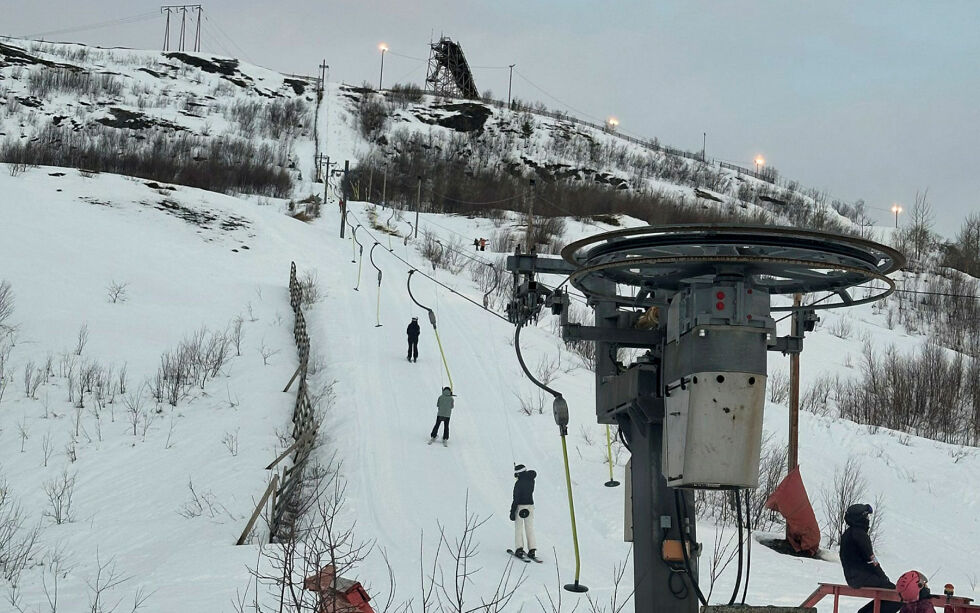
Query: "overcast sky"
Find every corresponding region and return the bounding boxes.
[6,1,978,237]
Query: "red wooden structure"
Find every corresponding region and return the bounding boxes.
[304,565,375,613]
[801,583,978,613]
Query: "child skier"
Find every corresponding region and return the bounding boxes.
[429,387,453,446]
[510,464,537,560]
[406,316,420,362]
[896,571,932,613]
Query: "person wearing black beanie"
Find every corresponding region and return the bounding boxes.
[510,464,537,559]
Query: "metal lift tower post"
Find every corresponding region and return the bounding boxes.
[506,225,904,613]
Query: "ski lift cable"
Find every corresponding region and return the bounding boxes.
[347,211,511,323]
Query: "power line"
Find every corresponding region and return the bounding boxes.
[19,12,159,39]
[386,50,427,62]
[513,69,606,124]
[202,14,253,64]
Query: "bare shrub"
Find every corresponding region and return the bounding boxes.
[800,374,836,417]
[768,369,790,403]
[829,317,853,340]
[0,477,41,583]
[178,479,231,520]
[299,271,322,307]
[231,316,245,356]
[222,429,240,456]
[106,281,129,304]
[357,95,389,140]
[43,468,77,525]
[0,280,14,335]
[818,456,866,548]
[75,323,90,356]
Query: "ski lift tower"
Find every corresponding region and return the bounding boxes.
[507,225,904,613]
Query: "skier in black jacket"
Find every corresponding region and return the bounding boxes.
[510,464,537,559]
[406,317,420,362]
[840,503,900,613]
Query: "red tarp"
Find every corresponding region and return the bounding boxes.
[764,465,821,555]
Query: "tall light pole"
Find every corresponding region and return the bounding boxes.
[702,132,706,162]
[891,203,903,228]
[378,43,388,91]
[754,155,765,175]
[507,64,516,108]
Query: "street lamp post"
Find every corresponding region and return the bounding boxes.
[754,155,765,175]
[891,204,903,228]
[507,64,516,108]
[378,43,388,91]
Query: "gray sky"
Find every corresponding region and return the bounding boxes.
[6,1,979,237]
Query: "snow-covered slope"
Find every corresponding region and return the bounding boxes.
[1,38,977,613]
[1,160,977,612]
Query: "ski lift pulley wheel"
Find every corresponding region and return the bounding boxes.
[560,224,905,309]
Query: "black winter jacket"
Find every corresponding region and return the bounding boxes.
[510,470,536,520]
[407,321,421,340]
[840,504,893,589]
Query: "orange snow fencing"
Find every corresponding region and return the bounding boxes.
[765,465,821,555]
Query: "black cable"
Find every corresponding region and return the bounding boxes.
[514,324,561,398]
[20,12,159,38]
[741,489,752,605]
[674,490,708,606]
[728,490,744,606]
[347,210,511,323]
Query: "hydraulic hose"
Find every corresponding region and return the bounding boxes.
[728,490,744,606]
[674,490,708,606]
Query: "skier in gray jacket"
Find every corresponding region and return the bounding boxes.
[429,387,454,446]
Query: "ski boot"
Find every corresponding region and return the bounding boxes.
[527,549,537,561]
[513,547,526,559]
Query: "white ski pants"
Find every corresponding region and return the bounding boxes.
[514,504,536,551]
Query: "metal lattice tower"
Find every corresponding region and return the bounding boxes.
[425,36,479,99]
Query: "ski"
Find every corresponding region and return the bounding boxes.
[506,549,531,563]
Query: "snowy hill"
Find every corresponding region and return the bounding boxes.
[0,38,978,613]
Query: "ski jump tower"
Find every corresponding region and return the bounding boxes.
[425,36,480,99]
[507,225,904,613]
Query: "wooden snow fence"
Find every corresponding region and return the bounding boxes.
[237,261,319,545]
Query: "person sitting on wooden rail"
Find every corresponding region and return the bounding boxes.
[840,503,900,613]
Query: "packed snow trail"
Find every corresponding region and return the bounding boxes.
[310,204,635,603]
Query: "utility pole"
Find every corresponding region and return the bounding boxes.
[381,165,387,207]
[525,179,535,252]
[368,168,374,203]
[415,176,421,239]
[507,64,516,108]
[318,60,328,99]
[340,160,350,239]
[788,292,802,472]
[702,132,706,162]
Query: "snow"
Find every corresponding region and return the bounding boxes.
[0,38,977,613]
